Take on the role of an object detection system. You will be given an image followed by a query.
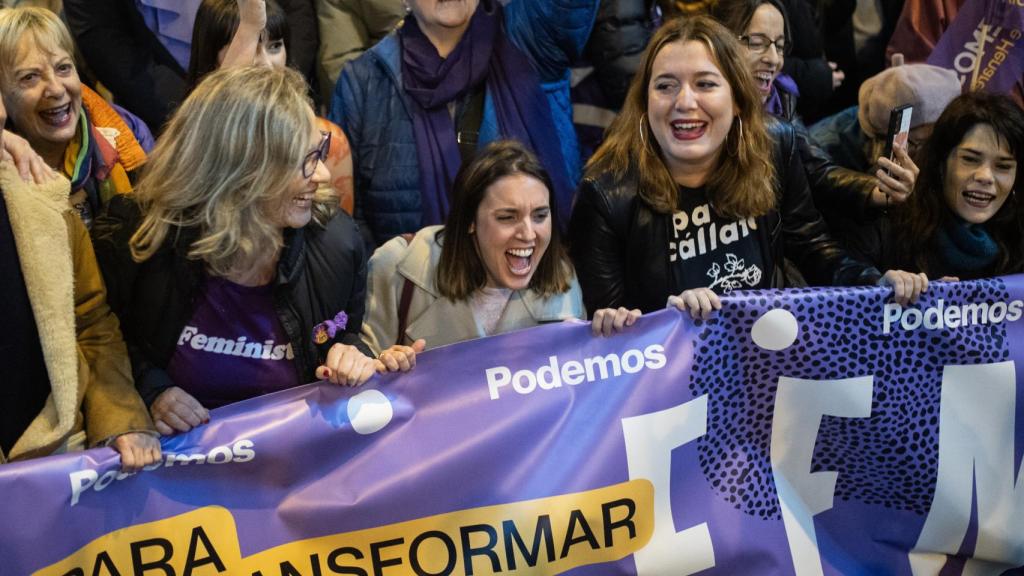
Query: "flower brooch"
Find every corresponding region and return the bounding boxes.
[313,311,348,345]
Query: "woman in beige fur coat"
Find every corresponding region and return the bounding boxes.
[0,94,158,471]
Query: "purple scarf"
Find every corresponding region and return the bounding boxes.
[400,0,573,228]
[764,74,800,118]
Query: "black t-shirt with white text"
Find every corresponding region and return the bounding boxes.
[669,186,766,293]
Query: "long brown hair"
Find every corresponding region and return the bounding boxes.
[437,140,574,300]
[586,15,775,219]
[891,92,1024,276]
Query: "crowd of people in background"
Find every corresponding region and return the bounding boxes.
[0,0,1020,472]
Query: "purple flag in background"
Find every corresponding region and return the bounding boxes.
[1,278,1023,575]
[927,0,1024,95]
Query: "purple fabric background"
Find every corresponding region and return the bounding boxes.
[927,0,1024,95]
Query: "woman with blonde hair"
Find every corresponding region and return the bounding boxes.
[570,16,926,318]
[0,7,152,229]
[93,66,416,436]
[186,0,355,213]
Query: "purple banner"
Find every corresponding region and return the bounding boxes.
[2,278,1024,575]
[927,0,1024,95]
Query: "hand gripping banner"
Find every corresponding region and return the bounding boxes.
[2,278,1024,575]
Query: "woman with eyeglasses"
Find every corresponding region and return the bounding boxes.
[710,0,917,239]
[92,67,416,436]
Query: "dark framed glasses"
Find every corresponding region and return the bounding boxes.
[739,33,790,55]
[302,130,331,178]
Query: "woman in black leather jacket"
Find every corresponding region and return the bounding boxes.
[709,0,917,228]
[569,16,925,318]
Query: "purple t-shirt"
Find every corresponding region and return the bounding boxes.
[167,276,300,408]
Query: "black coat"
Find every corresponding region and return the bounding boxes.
[584,0,655,107]
[569,121,882,314]
[65,0,322,130]
[92,195,370,406]
[778,0,833,122]
[773,90,877,226]
[65,0,187,132]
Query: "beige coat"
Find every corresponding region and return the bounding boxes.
[0,163,153,463]
[315,0,404,103]
[362,225,586,355]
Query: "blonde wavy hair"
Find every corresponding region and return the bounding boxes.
[586,15,775,219]
[0,6,76,85]
[130,66,326,275]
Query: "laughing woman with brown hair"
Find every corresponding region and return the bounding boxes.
[570,16,927,319]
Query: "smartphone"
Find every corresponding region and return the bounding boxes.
[881,104,913,173]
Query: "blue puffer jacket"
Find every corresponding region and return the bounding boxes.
[330,0,597,247]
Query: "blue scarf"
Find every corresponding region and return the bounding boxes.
[932,217,999,278]
[400,0,573,229]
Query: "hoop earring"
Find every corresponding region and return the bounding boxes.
[639,114,649,149]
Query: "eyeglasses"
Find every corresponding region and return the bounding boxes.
[301,130,331,178]
[739,33,790,55]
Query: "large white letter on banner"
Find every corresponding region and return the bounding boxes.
[910,361,1024,575]
[771,376,874,576]
[622,394,715,574]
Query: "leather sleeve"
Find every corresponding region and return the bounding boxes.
[774,124,883,287]
[569,178,628,313]
[793,116,875,220]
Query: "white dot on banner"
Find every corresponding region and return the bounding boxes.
[751,308,799,351]
[348,390,393,435]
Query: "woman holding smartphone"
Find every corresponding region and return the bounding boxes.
[847,92,1024,280]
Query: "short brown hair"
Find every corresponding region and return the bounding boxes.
[586,15,775,219]
[437,140,574,300]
